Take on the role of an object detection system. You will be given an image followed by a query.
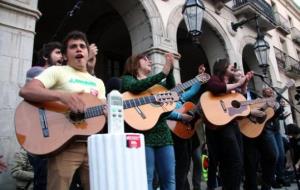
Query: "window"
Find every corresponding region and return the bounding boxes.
[280,38,288,54]
[297,50,300,61]
[288,16,293,27]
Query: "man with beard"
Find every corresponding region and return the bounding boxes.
[25,41,63,190]
[26,41,63,82]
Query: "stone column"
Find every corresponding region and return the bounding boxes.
[0,0,40,189]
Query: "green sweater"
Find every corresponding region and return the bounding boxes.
[121,71,175,146]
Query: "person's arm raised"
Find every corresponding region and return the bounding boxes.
[226,76,247,92]
[162,53,174,75]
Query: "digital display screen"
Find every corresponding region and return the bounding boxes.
[111,97,122,106]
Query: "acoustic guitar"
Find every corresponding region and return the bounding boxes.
[238,106,274,138]
[123,73,210,131]
[166,102,200,139]
[238,79,295,138]
[15,91,178,156]
[200,91,275,126]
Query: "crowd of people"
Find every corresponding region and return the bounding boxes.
[0,29,299,190]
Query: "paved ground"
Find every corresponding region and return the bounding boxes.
[188,170,300,190]
[199,181,300,190]
[155,178,300,190]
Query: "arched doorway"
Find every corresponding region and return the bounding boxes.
[168,5,235,83]
[177,20,230,82]
[35,0,131,82]
[177,21,209,82]
[242,44,269,95]
[34,0,161,83]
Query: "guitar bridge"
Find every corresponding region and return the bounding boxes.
[134,106,146,119]
[38,108,49,137]
[220,100,227,112]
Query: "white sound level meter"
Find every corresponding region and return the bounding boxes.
[107,90,124,134]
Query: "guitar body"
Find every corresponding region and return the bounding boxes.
[123,84,176,131]
[200,91,250,126]
[167,102,199,139]
[14,93,106,156]
[238,105,274,138]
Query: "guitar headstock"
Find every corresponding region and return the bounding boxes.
[196,73,210,84]
[154,91,179,103]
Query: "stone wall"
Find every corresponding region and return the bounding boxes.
[0,0,39,189]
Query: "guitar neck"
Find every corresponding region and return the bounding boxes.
[171,78,199,94]
[241,97,275,106]
[85,95,158,118]
[85,105,106,118]
[123,95,158,109]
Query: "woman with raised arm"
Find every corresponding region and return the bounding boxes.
[121,53,176,190]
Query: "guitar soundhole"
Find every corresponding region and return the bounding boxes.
[69,112,85,123]
[256,115,266,124]
[231,100,240,108]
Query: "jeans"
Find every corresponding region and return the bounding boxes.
[274,130,285,180]
[243,129,278,190]
[145,145,176,190]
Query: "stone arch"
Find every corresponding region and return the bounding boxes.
[166,4,236,69]
[167,4,236,79]
[237,35,256,56]
[239,35,278,94]
[107,0,165,54]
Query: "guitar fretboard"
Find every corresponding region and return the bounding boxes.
[84,95,158,118]
[171,78,200,94]
[123,95,157,109]
[240,97,275,106]
[171,73,210,94]
[85,105,105,118]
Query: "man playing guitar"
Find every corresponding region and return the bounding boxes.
[19,31,106,190]
[243,86,291,190]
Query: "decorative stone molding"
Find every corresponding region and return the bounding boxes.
[0,0,41,19]
[166,4,236,64]
[0,0,40,34]
[211,0,225,14]
[237,35,256,55]
[107,0,165,55]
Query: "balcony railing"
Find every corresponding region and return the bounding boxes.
[274,11,291,34]
[291,27,300,45]
[286,56,300,77]
[232,0,277,31]
[274,46,300,77]
[274,46,286,69]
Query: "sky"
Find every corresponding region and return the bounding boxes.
[293,0,300,8]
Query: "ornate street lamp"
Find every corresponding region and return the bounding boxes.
[231,15,270,76]
[253,33,270,69]
[182,0,205,40]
